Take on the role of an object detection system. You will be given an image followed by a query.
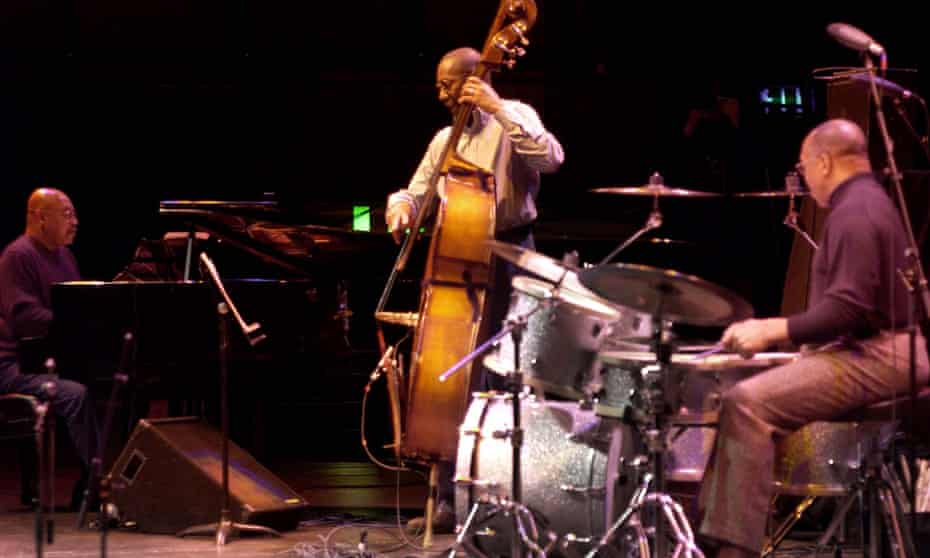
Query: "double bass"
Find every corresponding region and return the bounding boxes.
[375,0,538,465]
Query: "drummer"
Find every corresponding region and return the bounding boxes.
[697,118,930,558]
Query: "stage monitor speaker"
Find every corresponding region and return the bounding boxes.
[108,416,310,534]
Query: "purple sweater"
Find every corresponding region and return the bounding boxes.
[0,234,79,363]
[787,173,913,344]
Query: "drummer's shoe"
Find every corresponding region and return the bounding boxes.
[405,500,456,534]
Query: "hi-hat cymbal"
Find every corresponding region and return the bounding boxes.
[578,263,753,326]
[733,190,810,198]
[590,184,721,197]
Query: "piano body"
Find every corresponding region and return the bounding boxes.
[46,200,399,460]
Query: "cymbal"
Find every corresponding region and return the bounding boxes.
[733,190,810,198]
[589,184,721,197]
[578,263,753,326]
[486,240,590,293]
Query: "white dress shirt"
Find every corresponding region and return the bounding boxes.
[387,99,564,232]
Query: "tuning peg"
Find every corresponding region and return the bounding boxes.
[504,58,516,70]
[514,46,526,57]
[494,41,515,57]
[510,24,530,46]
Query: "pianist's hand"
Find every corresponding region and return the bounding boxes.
[386,202,413,245]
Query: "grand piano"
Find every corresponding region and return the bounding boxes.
[45,200,399,460]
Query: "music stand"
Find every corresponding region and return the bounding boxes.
[176,252,278,545]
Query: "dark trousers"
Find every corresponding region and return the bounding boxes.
[0,360,100,470]
[476,227,536,393]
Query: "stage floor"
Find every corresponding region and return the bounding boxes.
[0,453,453,558]
[0,453,872,557]
[0,510,458,558]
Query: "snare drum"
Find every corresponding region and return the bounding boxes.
[594,350,799,482]
[484,276,621,399]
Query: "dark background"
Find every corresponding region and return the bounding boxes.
[2,2,928,275]
[2,2,929,461]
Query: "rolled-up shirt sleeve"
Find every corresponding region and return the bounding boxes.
[494,102,564,173]
[387,128,452,220]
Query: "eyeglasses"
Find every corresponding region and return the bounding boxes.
[795,152,821,175]
[436,78,464,96]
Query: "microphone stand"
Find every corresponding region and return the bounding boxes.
[176,252,278,546]
[863,54,930,539]
[76,332,134,558]
[782,175,819,251]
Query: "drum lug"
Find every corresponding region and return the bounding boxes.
[455,476,499,490]
[562,533,594,545]
[559,484,606,497]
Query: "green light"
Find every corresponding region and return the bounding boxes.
[352,205,371,232]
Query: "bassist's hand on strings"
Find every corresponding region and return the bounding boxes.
[386,202,413,245]
[459,76,503,115]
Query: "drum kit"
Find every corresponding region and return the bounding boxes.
[381,175,818,557]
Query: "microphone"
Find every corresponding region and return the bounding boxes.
[847,73,920,101]
[827,23,885,57]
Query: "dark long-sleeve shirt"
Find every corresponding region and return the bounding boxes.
[0,234,79,363]
[787,173,913,344]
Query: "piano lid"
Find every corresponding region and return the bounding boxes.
[158,200,390,277]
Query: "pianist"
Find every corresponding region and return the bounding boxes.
[0,187,100,510]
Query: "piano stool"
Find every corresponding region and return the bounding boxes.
[0,393,53,509]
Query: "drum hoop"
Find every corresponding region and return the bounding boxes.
[511,276,620,320]
[598,350,800,370]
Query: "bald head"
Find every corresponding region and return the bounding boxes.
[799,119,873,207]
[439,47,480,76]
[25,187,78,250]
[805,118,869,159]
[435,47,488,114]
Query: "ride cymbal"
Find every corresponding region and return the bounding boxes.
[578,263,753,326]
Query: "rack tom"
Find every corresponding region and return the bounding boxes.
[484,276,621,399]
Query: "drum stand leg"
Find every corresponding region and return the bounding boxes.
[446,502,490,558]
[581,467,652,558]
[761,495,817,558]
[583,488,704,558]
[812,452,918,558]
[584,294,704,558]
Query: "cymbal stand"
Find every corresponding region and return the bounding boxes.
[781,172,819,251]
[441,295,559,558]
[584,285,704,558]
[177,253,278,546]
[599,192,663,265]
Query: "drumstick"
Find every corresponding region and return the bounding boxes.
[689,343,726,360]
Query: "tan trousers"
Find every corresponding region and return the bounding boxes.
[697,331,929,552]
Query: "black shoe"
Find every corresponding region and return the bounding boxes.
[406,501,456,534]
